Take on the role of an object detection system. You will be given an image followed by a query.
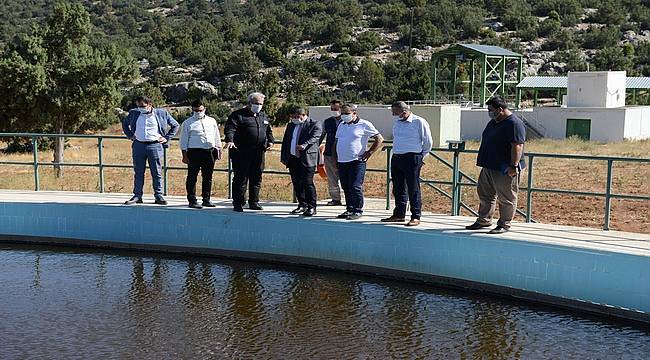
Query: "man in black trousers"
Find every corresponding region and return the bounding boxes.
[280,107,323,216]
[223,92,274,212]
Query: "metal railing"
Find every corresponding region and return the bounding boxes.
[1,132,649,230]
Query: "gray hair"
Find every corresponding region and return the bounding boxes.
[247,92,266,103]
[391,101,410,112]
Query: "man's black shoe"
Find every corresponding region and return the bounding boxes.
[202,201,216,207]
[154,197,168,205]
[326,200,342,206]
[337,211,351,219]
[233,205,244,212]
[302,208,316,217]
[188,202,203,209]
[249,203,263,210]
[124,196,142,205]
[488,226,510,234]
[465,222,491,230]
[291,206,307,215]
[381,215,405,223]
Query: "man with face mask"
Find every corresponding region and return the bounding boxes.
[280,107,323,216]
[318,99,344,206]
[121,95,179,205]
[466,96,526,234]
[223,92,274,212]
[179,99,222,209]
[335,104,384,220]
[381,101,433,227]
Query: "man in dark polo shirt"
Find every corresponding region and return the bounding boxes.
[224,92,274,212]
[319,99,343,206]
[466,96,526,234]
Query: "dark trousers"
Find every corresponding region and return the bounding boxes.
[391,153,424,219]
[231,148,265,206]
[288,156,317,209]
[131,141,163,198]
[186,148,217,203]
[338,160,366,214]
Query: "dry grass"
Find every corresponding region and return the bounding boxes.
[1,125,649,233]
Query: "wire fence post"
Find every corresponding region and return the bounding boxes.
[32,136,39,191]
[98,137,104,193]
[385,146,392,210]
[526,155,534,222]
[604,159,613,230]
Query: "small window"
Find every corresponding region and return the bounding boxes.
[566,118,591,140]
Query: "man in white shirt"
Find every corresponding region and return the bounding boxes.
[121,95,179,205]
[335,104,384,220]
[381,101,433,226]
[180,99,223,209]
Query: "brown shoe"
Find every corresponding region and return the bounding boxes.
[381,215,406,223]
[406,219,421,227]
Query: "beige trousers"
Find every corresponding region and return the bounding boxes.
[476,168,519,228]
[324,154,341,201]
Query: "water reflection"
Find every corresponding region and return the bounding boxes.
[1,245,649,359]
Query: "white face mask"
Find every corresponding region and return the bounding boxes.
[138,106,150,114]
[341,114,354,123]
[194,111,206,119]
[331,110,341,117]
[290,118,302,125]
[250,104,263,114]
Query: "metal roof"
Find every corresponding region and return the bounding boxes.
[517,76,650,89]
[433,43,522,58]
[516,76,567,89]
[458,44,521,57]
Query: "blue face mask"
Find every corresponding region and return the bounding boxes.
[488,111,496,120]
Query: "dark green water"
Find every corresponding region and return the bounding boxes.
[0,244,648,359]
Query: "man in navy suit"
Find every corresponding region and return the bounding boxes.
[280,107,323,217]
[121,95,179,205]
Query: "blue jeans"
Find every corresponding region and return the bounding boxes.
[132,141,163,198]
[338,160,366,214]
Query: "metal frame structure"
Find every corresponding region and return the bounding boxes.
[431,44,523,107]
[1,132,649,231]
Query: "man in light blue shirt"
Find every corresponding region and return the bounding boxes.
[381,101,433,226]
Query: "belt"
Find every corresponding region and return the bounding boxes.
[135,139,159,144]
[393,152,421,156]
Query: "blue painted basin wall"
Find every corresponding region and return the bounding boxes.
[1,202,648,314]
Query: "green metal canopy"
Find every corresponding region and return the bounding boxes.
[430,43,524,107]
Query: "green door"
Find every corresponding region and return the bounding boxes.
[566,118,591,140]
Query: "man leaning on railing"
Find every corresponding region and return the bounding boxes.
[121,95,179,206]
[465,96,526,234]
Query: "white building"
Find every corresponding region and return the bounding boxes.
[460,71,650,142]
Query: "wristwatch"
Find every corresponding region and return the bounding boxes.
[509,163,520,170]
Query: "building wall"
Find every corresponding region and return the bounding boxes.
[624,107,650,140]
[567,71,626,108]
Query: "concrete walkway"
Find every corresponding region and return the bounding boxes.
[1,189,648,257]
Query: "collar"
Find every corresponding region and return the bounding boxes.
[400,113,414,123]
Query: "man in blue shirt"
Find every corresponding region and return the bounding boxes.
[121,95,179,205]
[466,96,526,234]
[381,101,433,227]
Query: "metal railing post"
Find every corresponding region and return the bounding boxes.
[451,149,460,216]
[32,136,39,191]
[227,155,233,199]
[385,146,392,210]
[526,155,534,222]
[98,137,104,193]
[163,146,168,196]
[604,159,613,230]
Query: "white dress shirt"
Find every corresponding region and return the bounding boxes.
[335,119,380,163]
[290,123,302,156]
[135,112,161,141]
[392,113,433,157]
[179,114,222,150]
